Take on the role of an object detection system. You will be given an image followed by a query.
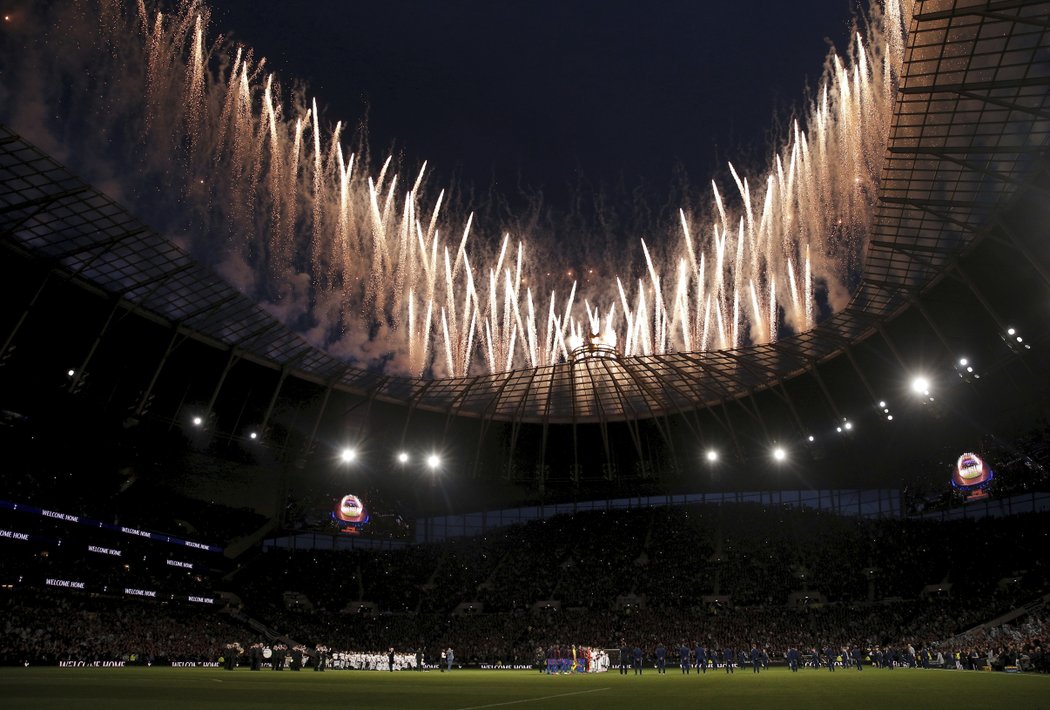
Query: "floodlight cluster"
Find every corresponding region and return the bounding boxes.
[337,446,441,472]
[879,400,894,421]
[693,328,1032,469]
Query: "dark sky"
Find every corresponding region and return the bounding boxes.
[207,0,859,209]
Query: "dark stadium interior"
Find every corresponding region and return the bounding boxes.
[1,0,1049,680]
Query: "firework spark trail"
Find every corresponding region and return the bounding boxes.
[0,0,914,378]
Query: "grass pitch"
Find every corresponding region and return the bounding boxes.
[1,666,1047,709]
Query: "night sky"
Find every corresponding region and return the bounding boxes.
[206,0,858,211]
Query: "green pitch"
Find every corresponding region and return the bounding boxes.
[1,667,1047,709]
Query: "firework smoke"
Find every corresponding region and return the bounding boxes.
[0,0,913,378]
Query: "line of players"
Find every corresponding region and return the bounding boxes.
[614,643,923,674]
[542,645,611,674]
[222,642,326,671]
[222,643,452,672]
[224,639,940,673]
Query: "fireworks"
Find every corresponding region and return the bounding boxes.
[0,0,912,378]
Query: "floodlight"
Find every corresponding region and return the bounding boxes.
[773,447,786,461]
[340,448,357,463]
[397,451,410,464]
[705,450,718,462]
[426,453,441,470]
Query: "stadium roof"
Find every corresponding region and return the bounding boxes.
[1,0,1047,425]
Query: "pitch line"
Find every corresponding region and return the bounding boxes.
[455,687,611,709]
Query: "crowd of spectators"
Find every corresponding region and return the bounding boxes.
[236,505,1048,614]
[947,613,1049,672]
[0,590,252,665]
[4,585,1043,671]
[2,502,1046,669]
[212,595,1045,669]
[214,504,1048,667]
[0,502,234,603]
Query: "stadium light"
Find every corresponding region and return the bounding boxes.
[191,416,203,427]
[955,357,979,383]
[911,376,930,396]
[1003,327,1031,353]
[397,451,410,464]
[66,368,75,377]
[807,435,815,442]
[705,450,718,463]
[773,447,786,462]
[426,453,441,470]
[248,431,258,441]
[878,399,893,419]
[340,448,357,464]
